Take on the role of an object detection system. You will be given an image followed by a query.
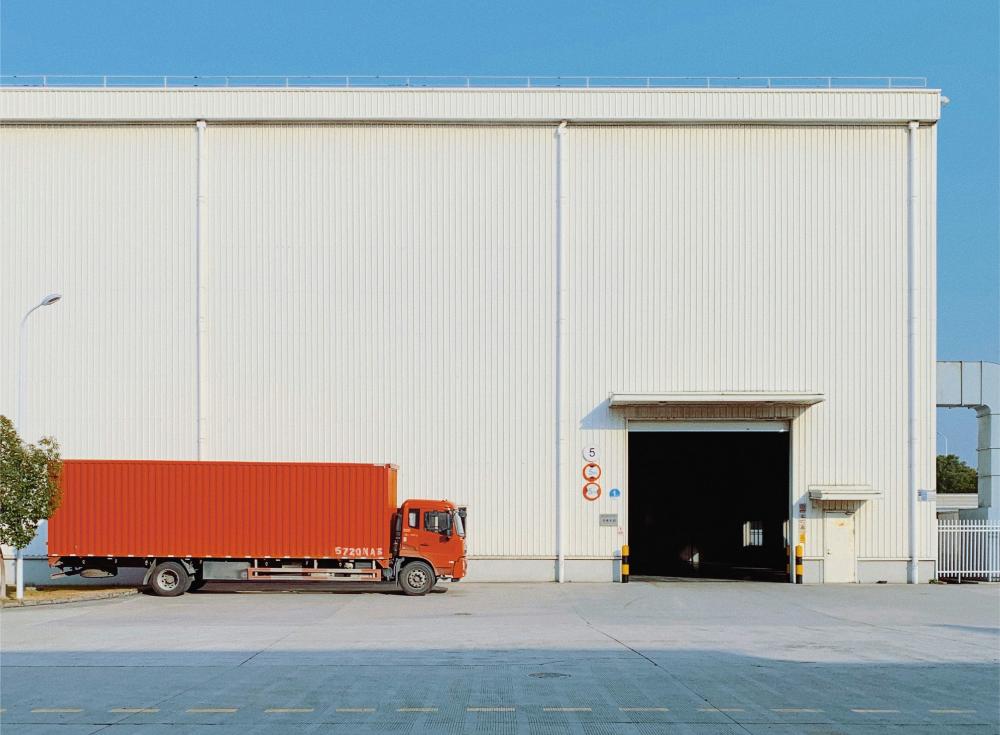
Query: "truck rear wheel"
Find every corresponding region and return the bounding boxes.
[148,561,189,597]
[398,561,435,596]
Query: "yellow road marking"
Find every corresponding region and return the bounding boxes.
[621,707,670,712]
[699,707,745,712]
[336,708,374,713]
[265,708,314,713]
[544,707,592,712]
[851,709,899,714]
[187,708,238,714]
[398,707,438,712]
[467,707,515,712]
[111,708,159,713]
[930,709,975,714]
[31,708,83,713]
[772,708,822,713]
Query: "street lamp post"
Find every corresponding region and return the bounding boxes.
[14,292,62,601]
[936,431,949,456]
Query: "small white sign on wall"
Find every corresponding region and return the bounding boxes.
[582,446,600,462]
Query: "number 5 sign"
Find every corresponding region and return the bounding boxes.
[582,446,600,462]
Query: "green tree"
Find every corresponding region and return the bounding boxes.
[936,453,978,494]
[0,416,62,596]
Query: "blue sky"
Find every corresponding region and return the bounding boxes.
[2,0,997,462]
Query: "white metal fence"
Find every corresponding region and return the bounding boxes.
[937,520,1000,581]
[0,75,929,89]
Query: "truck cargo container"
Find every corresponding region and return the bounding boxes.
[48,460,467,596]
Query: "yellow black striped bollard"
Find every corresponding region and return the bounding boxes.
[621,544,630,583]
[795,544,804,584]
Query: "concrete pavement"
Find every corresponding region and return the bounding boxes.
[1,580,998,733]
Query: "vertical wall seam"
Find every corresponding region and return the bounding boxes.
[907,120,920,582]
[196,120,207,460]
[555,121,568,582]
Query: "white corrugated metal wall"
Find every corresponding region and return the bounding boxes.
[565,125,937,572]
[1,125,197,458]
[0,89,938,581]
[201,124,557,558]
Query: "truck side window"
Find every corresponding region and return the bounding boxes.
[408,510,419,528]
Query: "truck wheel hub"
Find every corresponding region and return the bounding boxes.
[158,570,179,590]
[408,569,427,587]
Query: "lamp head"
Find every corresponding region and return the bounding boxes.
[40,293,62,306]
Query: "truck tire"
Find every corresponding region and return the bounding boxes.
[148,561,189,597]
[398,561,435,596]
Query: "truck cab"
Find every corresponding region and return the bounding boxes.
[397,499,467,588]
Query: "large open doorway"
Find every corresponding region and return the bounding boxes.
[628,423,790,581]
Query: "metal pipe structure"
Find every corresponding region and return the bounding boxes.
[936,361,1000,521]
[555,121,568,583]
[907,120,920,584]
[14,292,62,600]
[195,120,207,460]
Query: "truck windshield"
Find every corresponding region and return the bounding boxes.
[453,510,465,538]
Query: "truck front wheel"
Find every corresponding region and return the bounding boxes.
[398,561,435,596]
[148,561,189,597]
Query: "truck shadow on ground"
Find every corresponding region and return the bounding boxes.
[1,647,997,734]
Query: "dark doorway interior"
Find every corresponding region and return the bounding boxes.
[628,430,789,581]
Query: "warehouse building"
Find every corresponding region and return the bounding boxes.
[0,82,941,583]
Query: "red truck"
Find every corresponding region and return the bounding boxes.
[47,460,467,596]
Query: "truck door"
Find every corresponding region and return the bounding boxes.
[399,502,462,570]
[400,505,423,555]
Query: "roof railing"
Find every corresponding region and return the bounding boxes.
[0,75,929,90]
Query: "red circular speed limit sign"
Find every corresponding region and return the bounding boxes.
[582,463,602,481]
[582,482,602,501]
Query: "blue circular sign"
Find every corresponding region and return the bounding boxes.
[609,488,622,498]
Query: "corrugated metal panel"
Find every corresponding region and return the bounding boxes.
[0,88,941,123]
[564,125,935,563]
[201,124,556,558]
[1,104,937,572]
[0,124,197,458]
[48,460,397,559]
